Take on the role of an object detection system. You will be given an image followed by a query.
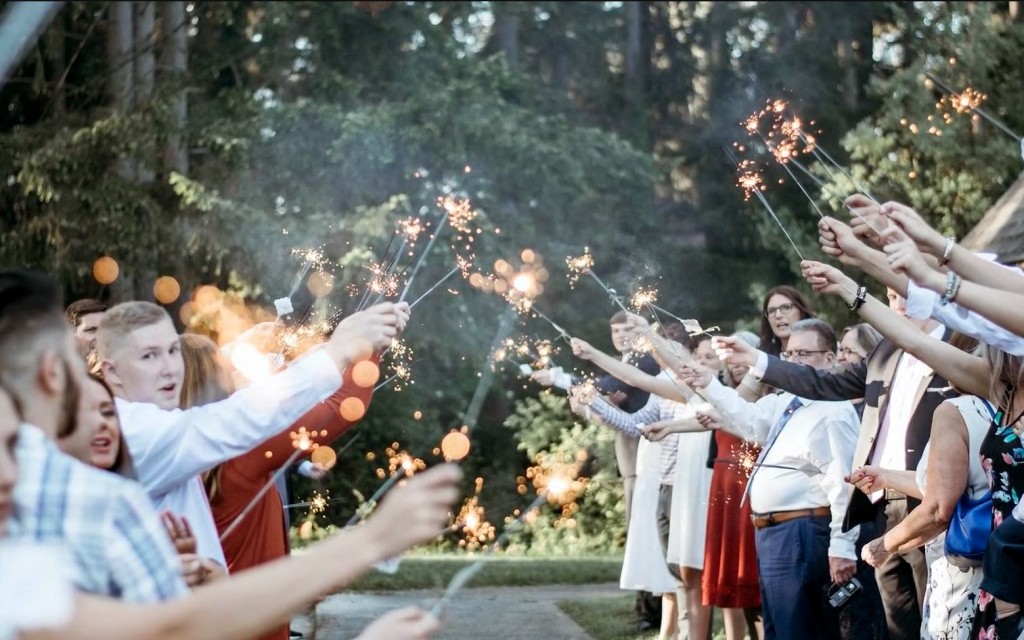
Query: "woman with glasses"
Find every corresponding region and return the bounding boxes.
[759,286,815,358]
[837,323,883,367]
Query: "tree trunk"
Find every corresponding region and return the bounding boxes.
[107,1,134,181]
[493,6,520,71]
[1010,1,1019,21]
[624,1,643,103]
[159,1,188,176]
[45,9,66,115]
[133,1,156,183]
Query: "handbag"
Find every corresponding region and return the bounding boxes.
[943,489,992,565]
[944,398,997,566]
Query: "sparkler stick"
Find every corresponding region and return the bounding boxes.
[724,147,806,262]
[344,471,407,527]
[398,215,449,302]
[530,306,572,342]
[781,155,887,236]
[924,72,1023,143]
[408,266,460,309]
[430,489,553,618]
[799,133,880,205]
[373,373,398,392]
[585,270,631,315]
[220,446,306,542]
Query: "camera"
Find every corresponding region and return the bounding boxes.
[828,577,862,609]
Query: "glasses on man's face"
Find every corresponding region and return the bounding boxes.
[764,302,796,318]
[838,347,865,360]
[780,349,830,361]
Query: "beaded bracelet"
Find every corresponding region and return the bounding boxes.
[940,272,962,306]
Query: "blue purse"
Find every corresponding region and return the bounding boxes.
[943,399,996,564]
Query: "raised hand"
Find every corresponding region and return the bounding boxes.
[711,336,757,369]
[330,302,409,364]
[881,201,946,256]
[696,410,722,431]
[678,364,713,390]
[161,511,196,556]
[843,194,890,245]
[570,337,596,361]
[355,607,440,640]
[366,464,462,558]
[800,261,858,301]
[881,226,943,289]
[818,216,872,267]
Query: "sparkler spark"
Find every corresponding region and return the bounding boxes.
[565,248,594,288]
[630,287,659,312]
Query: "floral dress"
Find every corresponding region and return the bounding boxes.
[972,408,1024,640]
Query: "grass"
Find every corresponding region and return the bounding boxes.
[344,554,623,592]
[558,595,728,640]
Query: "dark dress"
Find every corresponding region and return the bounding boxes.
[972,411,1024,639]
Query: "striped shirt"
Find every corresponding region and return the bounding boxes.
[588,374,704,484]
[10,424,188,602]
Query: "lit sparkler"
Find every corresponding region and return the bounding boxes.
[925,72,1023,145]
[220,427,319,542]
[565,248,630,313]
[630,287,659,312]
[724,146,807,261]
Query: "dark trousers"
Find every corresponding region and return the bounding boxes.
[755,515,836,640]
[838,521,890,640]
[875,499,928,640]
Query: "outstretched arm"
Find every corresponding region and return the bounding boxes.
[24,465,460,640]
[801,260,989,397]
[883,201,1024,295]
[570,338,689,402]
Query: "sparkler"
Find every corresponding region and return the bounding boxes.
[724,146,807,262]
[398,214,448,303]
[408,266,460,309]
[220,427,318,542]
[925,72,1023,145]
[346,444,426,527]
[565,248,631,314]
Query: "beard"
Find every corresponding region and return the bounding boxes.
[56,359,81,439]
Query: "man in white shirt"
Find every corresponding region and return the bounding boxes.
[96,300,407,566]
[712,290,950,640]
[681,319,859,640]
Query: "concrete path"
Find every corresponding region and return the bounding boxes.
[293,583,623,639]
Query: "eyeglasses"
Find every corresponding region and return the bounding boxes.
[764,302,796,318]
[780,349,830,360]
[838,347,866,359]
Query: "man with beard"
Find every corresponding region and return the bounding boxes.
[0,270,189,601]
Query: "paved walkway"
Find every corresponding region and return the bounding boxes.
[294,583,623,639]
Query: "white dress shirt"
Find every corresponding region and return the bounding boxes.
[118,348,343,565]
[0,542,74,640]
[906,279,1024,356]
[866,324,944,502]
[701,378,861,560]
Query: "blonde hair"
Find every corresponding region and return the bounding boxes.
[179,333,235,502]
[96,302,170,360]
[982,345,1024,415]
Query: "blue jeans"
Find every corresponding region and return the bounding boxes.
[755,515,837,640]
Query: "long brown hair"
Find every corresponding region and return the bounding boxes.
[179,333,234,501]
[759,285,814,357]
[88,374,137,480]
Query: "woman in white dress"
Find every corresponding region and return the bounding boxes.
[850,394,993,639]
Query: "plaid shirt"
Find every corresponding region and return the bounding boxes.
[10,424,189,602]
[589,382,705,485]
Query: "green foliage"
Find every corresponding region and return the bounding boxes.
[503,392,626,554]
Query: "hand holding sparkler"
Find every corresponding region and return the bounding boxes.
[640,412,718,441]
[326,302,411,366]
[677,364,715,391]
[881,227,944,291]
[818,216,877,268]
[843,194,891,244]
[710,336,759,370]
[360,464,463,556]
[879,202,948,257]
[354,607,440,640]
[800,261,860,304]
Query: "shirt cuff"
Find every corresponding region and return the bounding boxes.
[906,280,939,320]
[751,351,768,380]
[828,528,859,560]
[550,367,574,390]
[297,460,315,477]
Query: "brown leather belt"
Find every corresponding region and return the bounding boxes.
[751,506,831,529]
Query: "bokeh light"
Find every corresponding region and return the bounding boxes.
[92,257,119,285]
